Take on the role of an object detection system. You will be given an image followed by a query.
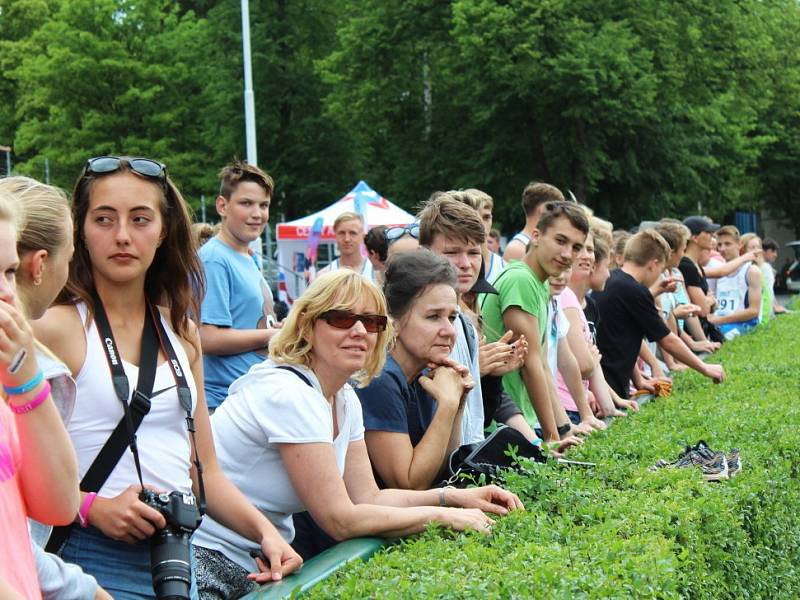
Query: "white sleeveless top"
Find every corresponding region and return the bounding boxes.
[318,256,375,282]
[68,302,198,498]
[715,262,751,317]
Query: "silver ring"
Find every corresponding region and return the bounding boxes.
[7,348,28,375]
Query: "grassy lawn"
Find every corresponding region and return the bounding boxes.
[308,313,800,599]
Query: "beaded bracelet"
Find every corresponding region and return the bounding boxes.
[9,380,51,415]
[4,369,44,396]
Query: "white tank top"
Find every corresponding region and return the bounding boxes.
[715,262,751,317]
[68,302,198,498]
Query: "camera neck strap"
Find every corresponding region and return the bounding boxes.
[92,291,206,514]
[146,301,206,515]
[90,289,159,494]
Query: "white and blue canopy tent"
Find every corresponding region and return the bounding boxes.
[275,181,415,301]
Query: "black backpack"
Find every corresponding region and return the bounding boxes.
[441,425,547,487]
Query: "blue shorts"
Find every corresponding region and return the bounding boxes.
[718,319,758,339]
[59,525,198,600]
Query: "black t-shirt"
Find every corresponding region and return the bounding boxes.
[593,270,671,398]
[583,293,600,345]
[679,256,708,294]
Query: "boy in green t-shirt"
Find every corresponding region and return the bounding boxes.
[481,202,589,443]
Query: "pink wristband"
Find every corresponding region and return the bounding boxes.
[8,380,51,415]
[78,492,98,528]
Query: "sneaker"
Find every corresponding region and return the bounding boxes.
[675,447,729,481]
[727,449,741,477]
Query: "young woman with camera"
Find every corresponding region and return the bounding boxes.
[34,157,301,599]
[192,269,523,598]
[0,189,81,599]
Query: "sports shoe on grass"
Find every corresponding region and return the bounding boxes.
[674,448,729,481]
[727,449,742,477]
[649,442,729,481]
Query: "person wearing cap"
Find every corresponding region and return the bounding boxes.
[680,216,761,326]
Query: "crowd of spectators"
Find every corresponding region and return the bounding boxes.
[0,157,782,599]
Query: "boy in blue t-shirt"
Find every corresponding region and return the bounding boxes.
[199,162,280,409]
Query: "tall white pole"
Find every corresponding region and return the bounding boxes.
[241,0,271,275]
[241,0,257,166]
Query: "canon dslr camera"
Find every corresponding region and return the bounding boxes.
[140,490,203,600]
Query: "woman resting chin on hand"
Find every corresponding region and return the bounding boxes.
[192,269,523,598]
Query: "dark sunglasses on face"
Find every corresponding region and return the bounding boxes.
[318,310,388,333]
[85,156,167,181]
[385,224,420,243]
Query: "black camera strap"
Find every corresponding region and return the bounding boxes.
[147,301,206,515]
[46,292,158,552]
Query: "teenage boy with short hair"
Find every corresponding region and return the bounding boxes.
[417,194,490,445]
[488,229,502,255]
[594,230,726,399]
[707,226,762,338]
[503,182,565,262]
[318,212,373,281]
[199,161,279,409]
[463,189,506,283]
[482,202,589,444]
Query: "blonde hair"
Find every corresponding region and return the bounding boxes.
[623,229,671,266]
[269,270,391,386]
[333,212,364,231]
[739,233,761,253]
[0,188,20,227]
[590,217,613,249]
[653,221,690,252]
[716,225,740,241]
[0,177,70,259]
[463,188,494,211]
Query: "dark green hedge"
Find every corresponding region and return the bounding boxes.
[308,314,800,599]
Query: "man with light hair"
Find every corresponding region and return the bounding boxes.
[594,229,726,399]
[707,226,762,338]
[317,211,374,281]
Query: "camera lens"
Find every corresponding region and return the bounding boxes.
[150,529,192,600]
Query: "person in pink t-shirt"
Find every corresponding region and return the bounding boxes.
[548,268,606,434]
[564,232,640,418]
[0,191,80,599]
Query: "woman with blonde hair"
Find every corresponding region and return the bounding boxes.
[193,269,523,598]
[1,176,112,599]
[0,189,80,599]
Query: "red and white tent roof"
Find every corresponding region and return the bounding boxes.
[276,180,415,241]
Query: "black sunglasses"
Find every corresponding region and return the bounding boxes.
[318,310,388,333]
[386,224,420,243]
[85,156,167,181]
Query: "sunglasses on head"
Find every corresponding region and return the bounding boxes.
[385,224,420,243]
[318,310,388,333]
[85,156,167,181]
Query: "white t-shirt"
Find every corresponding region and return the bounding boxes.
[192,360,364,571]
[452,312,484,445]
[546,297,570,378]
